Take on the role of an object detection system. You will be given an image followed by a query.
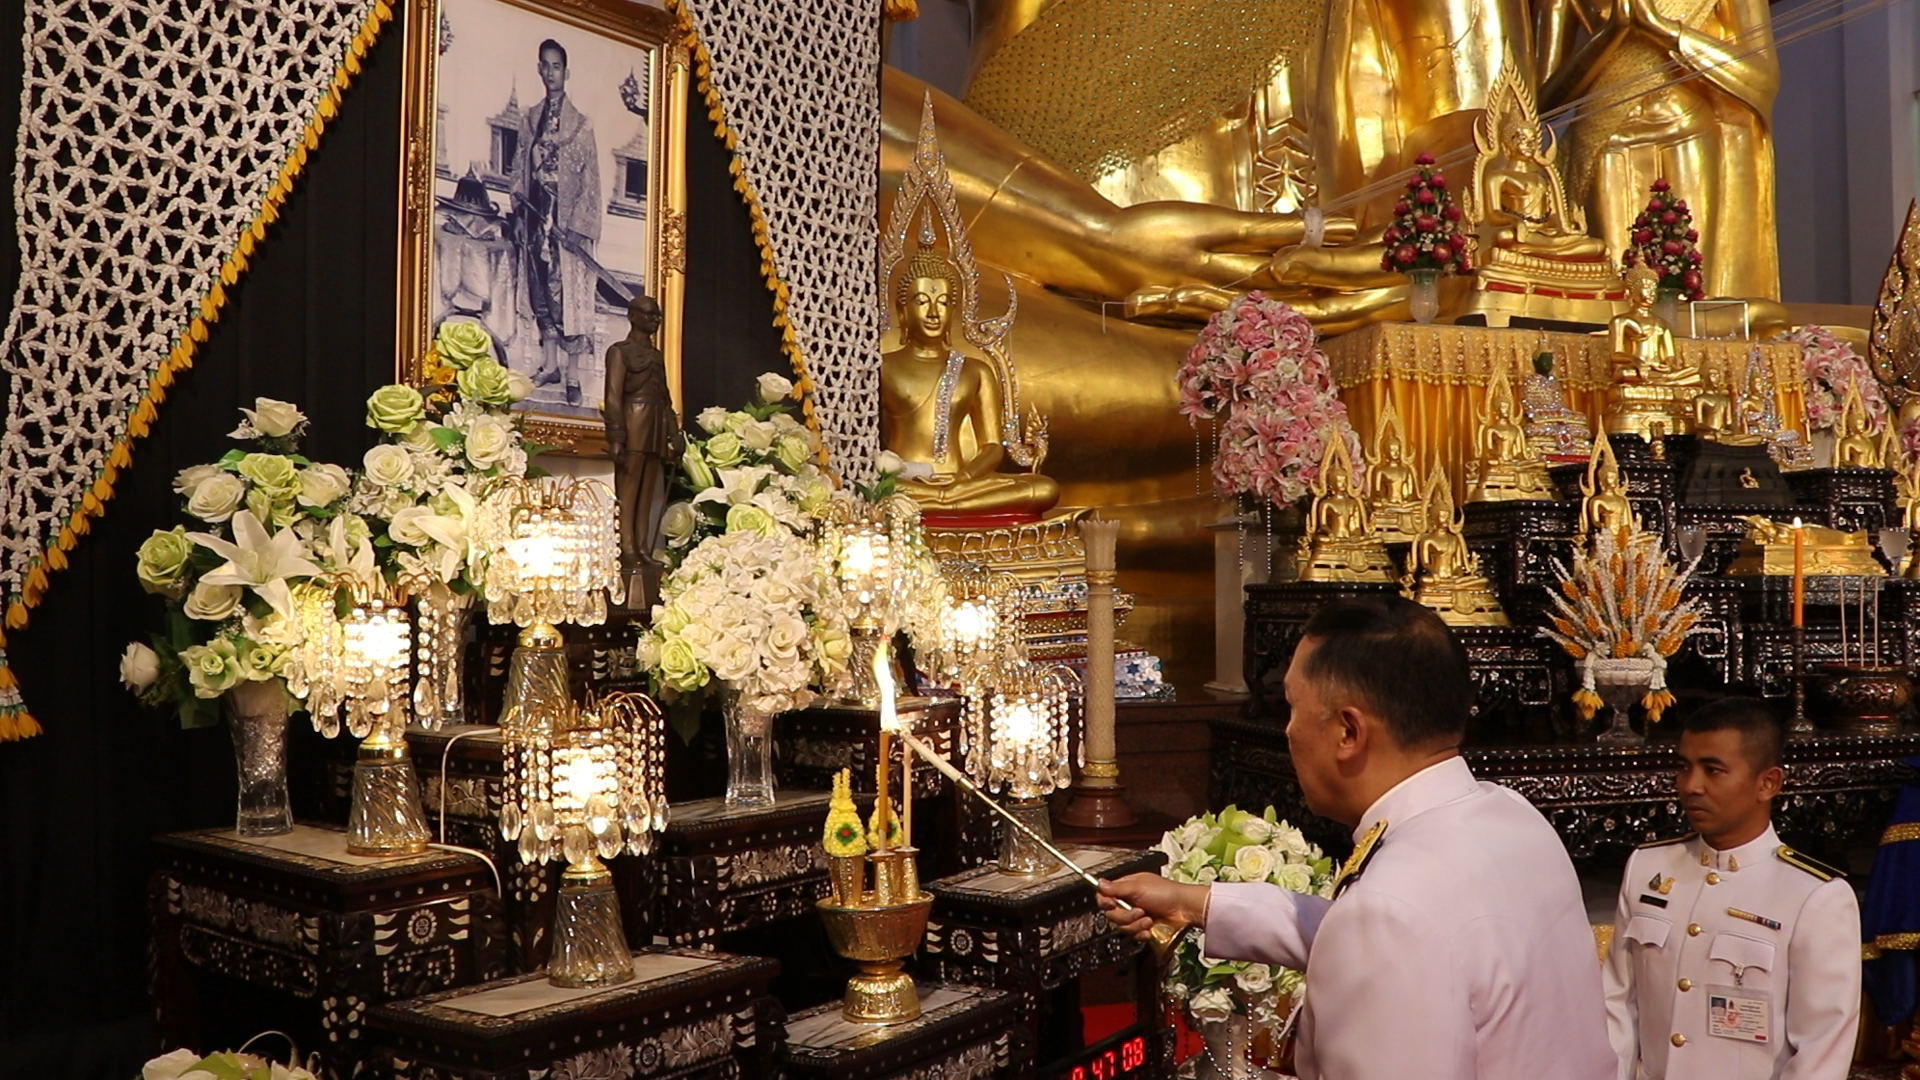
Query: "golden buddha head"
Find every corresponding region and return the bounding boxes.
[896,211,964,348]
[1502,119,1543,162]
[1625,264,1661,308]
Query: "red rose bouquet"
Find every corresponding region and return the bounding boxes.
[1380,153,1470,275]
[1622,178,1704,300]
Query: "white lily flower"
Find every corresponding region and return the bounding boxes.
[325,516,380,592]
[188,510,324,620]
[692,465,776,509]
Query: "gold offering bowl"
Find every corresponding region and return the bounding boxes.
[1813,664,1915,734]
[816,894,934,1025]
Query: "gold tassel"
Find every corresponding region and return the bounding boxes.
[1573,687,1603,720]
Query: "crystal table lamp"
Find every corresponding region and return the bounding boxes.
[287,585,434,856]
[827,494,927,706]
[475,477,623,735]
[498,691,668,987]
[986,662,1078,873]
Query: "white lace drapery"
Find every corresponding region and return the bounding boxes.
[669,0,883,484]
[0,0,393,738]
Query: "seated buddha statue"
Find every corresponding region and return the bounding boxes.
[1367,399,1426,542]
[1605,266,1696,443]
[880,238,1060,521]
[1300,436,1395,583]
[1468,370,1556,502]
[1579,438,1637,538]
[1476,122,1609,258]
[1405,465,1507,626]
[1523,352,1594,461]
[1834,383,1887,470]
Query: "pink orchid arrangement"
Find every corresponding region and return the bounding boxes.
[1177,292,1364,506]
[1780,325,1888,435]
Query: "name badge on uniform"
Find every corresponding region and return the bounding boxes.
[1706,988,1772,1043]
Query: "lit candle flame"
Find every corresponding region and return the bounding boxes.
[875,640,898,733]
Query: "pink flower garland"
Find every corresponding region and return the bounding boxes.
[1177,291,1363,507]
[1780,325,1888,435]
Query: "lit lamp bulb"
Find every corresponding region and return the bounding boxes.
[986,663,1078,875]
[332,597,433,857]
[834,517,897,707]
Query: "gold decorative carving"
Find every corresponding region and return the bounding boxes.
[660,208,688,275]
[1870,200,1920,395]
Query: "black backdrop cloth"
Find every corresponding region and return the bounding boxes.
[0,4,783,1073]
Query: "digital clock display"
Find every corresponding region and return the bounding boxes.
[1056,1033,1149,1079]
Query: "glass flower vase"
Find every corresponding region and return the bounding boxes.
[1655,286,1686,332]
[226,678,294,837]
[1407,268,1442,325]
[722,686,777,811]
[1194,1013,1285,1080]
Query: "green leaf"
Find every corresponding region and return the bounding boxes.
[217,450,246,468]
[430,427,465,451]
[666,690,706,745]
[522,441,557,458]
[180,696,219,730]
[288,454,311,466]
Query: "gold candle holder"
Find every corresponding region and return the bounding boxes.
[816,888,933,1025]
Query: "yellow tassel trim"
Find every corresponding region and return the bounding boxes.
[0,0,395,743]
[667,0,832,469]
[1643,688,1676,723]
[1573,687,1603,720]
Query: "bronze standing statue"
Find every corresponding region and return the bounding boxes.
[604,293,685,608]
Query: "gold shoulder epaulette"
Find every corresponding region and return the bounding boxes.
[1777,845,1844,881]
[1638,833,1694,850]
[1333,819,1387,899]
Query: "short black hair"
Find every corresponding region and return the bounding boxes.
[538,39,568,67]
[1297,595,1473,749]
[1681,696,1784,770]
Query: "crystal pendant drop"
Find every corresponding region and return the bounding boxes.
[562,825,590,867]
[585,795,613,836]
[499,800,523,842]
[531,800,556,842]
[517,827,541,865]
[596,831,622,860]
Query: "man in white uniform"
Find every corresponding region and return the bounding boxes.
[1100,596,1614,1080]
[1603,697,1859,1079]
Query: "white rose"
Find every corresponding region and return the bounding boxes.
[465,415,515,468]
[244,610,304,647]
[142,1048,205,1080]
[184,581,243,621]
[363,444,415,489]
[661,501,697,545]
[1195,865,1219,883]
[1234,965,1274,995]
[389,505,436,547]
[1270,827,1312,857]
[173,464,222,496]
[1234,843,1275,882]
[755,372,795,403]
[241,397,306,437]
[504,369,534,403]
[875,450,905,475]
[119,642,160,693]
[696,406,730,434]
[297,463,351,508]
[740,421,777,451]
[1275,862,1313,894]
[1188,986,1235,1026]
[765,615,807,660]
[1235,816,1274,843]
[185,473,246,522]
[636,634,662,669]
[709,635,759,681]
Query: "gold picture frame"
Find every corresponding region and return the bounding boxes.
[395,0,689,456]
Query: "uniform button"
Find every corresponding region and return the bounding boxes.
[1672,1034,1687,1048]
[1688,924,1702,936]
[1678,978,1693,991]
[1706,872,1721,885]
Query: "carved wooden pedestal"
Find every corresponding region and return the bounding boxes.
[149,824,507,1080]
[921,848,1168,1079]
[783,982,1017,1080]
[366,947,779,1079]
[655,792,832,946]
[1785,466,1898,533]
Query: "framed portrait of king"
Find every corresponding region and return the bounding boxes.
[396,0,688,456]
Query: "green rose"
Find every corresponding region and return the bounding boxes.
[435,320,495,371]
[725,503,777,537]
[681,445,716,491]
[456,358,515,405]
[656,636,708,692]
[135,527,193,594]
[773,434,811,472]
[655,602,692,634]
[366,384,426,432]
[796,476,832,514]
[704,432,745,468]
[181,640,243,699]
[236,641,288,680]
[244,487,276,529]
[660,502,697,546]
[237,453,301,499]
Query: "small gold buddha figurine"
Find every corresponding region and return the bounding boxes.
[1367,398,1426,542]
[1728,517,1887,577]
[880,216,1060,521]
[1300,435,1396,583]
[1605,265,1697,443]
[1456,56,1624,328]
[1579,438,1637,539]
[1405,465,1508,626]
[1523,351,1594,461]
[1690,364,1764,446]
[1468,369,1556,502]
[1834,382,1887,469]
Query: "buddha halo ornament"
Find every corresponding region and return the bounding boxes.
[497,690,669,988]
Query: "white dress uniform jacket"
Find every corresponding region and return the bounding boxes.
[1602,826,1860,1080]
[1206,756,1615,1080]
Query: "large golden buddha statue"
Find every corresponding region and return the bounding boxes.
[880,102,1060,522]
[1605,265,1696,441]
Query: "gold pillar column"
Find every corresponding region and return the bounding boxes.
[1058,518,1136,829]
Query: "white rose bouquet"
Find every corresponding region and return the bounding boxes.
[658,371,832,567]
[1159,806,1335,1036]
[142,1046,318,1080]
[352,320,538,591]
[124,399,349,727]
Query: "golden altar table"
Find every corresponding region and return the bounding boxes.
[1324,323,1807,500]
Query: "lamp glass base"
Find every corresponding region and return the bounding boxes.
[548,874,635,988]
[345,742,431,856]
[998,796,1056,875]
